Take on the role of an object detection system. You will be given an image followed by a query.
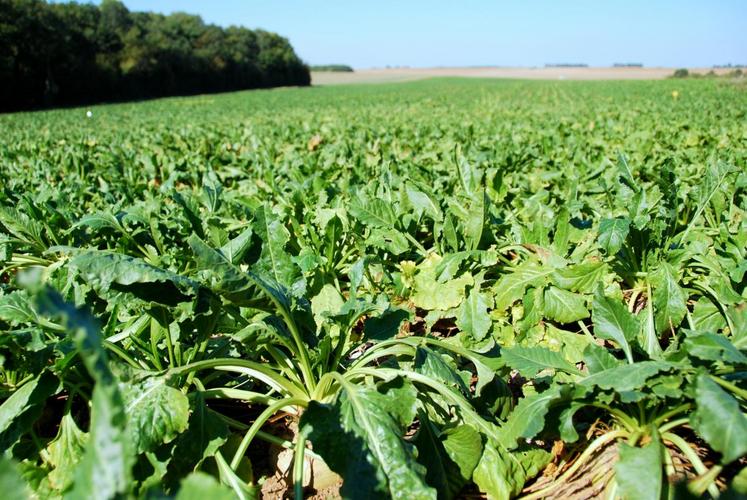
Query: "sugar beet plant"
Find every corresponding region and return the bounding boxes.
[1,79,746,498]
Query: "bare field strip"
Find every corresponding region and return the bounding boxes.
[312,66,731,85]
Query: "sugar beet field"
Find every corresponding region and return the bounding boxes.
[1,78,746,499]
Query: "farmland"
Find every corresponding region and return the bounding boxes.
[1,77,746,498]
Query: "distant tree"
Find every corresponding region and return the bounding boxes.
[0,0,310,112]
[311,65,354,72]
[672,68,689,78]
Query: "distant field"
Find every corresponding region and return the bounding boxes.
[312,66,734,84]
[1,78,746,499]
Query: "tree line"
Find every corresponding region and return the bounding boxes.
[0,0,311,112]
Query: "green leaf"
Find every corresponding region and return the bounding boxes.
[407,186,443,222]
[498,385,564,449]
[42,413,88,492]
[0,371,60,451]
[68,381,132,500]
[598,217,630,255]
[0,290,38,325]
[252,205,301,290]
[412,255,473,311]
[501,346,579,378]
[170,394,229,477]
[473,442,528,499]
[176,472,236,500]
[456,286,492,341]
[71,250,202,305]
[691,375,747,463]
[683,332,747,364]
[349,196,398,228]
[35,288,132,499]
[543,286,589,324]
[415,346,470,397]
[121,376,190,454]
[578,361,672,392]
[592,287,639,363]
[189,234,256,305]
[219,227,254,265]
[583,343,622,373]
[414,417,482,499]
[492,263,552,312]
[652,263,687,334]
[364,308,409,341]
[0,457,31,499]
[301,384,435,499]
[551,261,607,293]
[616,431,663,500]
[558,402,587,442]
[691,297,727,332]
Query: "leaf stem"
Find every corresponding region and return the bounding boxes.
[230,397,307,471]
[662,432,720,498]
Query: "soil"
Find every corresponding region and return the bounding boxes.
[311,67,734,85]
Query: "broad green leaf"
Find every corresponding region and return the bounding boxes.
[415,346,470,397]
[364,308,409,341]
[0,457,31,499]
[691,375,747,463]
[492,263,552,312]
[691,297,727,332]
[501,345,579,378]
[169,394,229,477]
[68,381,132,500]
[121,376,190,454]
[176,472,235,500]
[0,371,60,451]
[683,332,747,364]
[219,227,254,265]
[583,343,622,373]
[71,250,201,305]
[412,255,473,311]
[252,204,301,289]
[301,385,435,500]
[558,402,587,442]
[368,227,410,255]
[42,413,88,492]
[498,385,564,449]
[441,425,483,487]
[35,289,132,499]
[349,196,397,228]
[407,186,443,222]
[543,286,589,324]
[592,287,639,363]
[456,286,492,341]
[311,283,345,331]
[598,217,630,255]
[414,417,482,499]
[0,290,38,325]
[578,361,672,392]
[652,263,687,334]
[473,442,527,499]
[551,261,607,293]
[615,432,663,500]
[189,234,257,305]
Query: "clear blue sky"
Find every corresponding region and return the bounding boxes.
[94,1,746,68]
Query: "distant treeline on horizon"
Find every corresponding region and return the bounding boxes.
[544,63,589,68]
[0,0,311,112]
[310,64,354,72]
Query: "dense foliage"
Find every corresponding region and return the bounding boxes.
[0,0,310,112]
[1,78,746,499]
[310,65,354,72]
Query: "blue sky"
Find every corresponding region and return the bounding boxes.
[97,1,745,68]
